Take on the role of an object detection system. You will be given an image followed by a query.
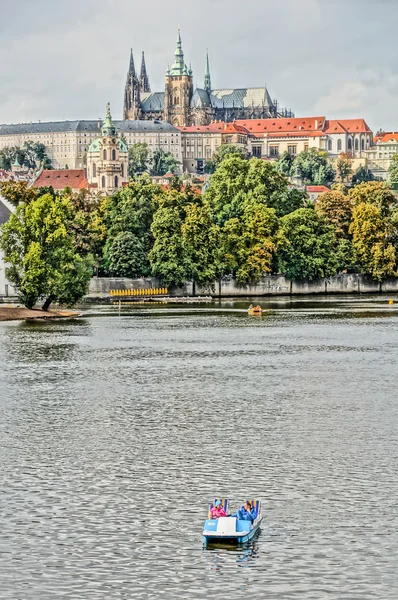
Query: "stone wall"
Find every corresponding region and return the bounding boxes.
[86,274,397,300]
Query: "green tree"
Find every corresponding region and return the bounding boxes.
[277,208,338,280]
[315,190,352,238]
[149,185,215,287]
[220,203,278,284]
[151,149,179,176]
[0,181,37,207]
[349,203,396,281]
[105,232,146,278]
[205,155,299,225]
[292,148,335,185]
[0,193,93,309]
[103,176,161,276]
[336,153,353,182]
[204,143,248,174]
[181,200,219,287]
[388,155,398,190]
[348,181,396,217]
[128,142,150,176]
[275,151,295,177]
[352,166,375,185]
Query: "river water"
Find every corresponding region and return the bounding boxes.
[0,296,397,599]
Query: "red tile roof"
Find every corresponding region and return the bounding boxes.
[33,169,89,190]
[376,133,398,144]
[307,186,330,193]
[323,119,371,134]
[178,122,248,134]
[235,117,326,134]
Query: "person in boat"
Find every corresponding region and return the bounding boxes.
[211,500,227,519]
[231,501,256,522]
[248,304,253,310]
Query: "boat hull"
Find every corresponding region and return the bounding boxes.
[203,518,262,545]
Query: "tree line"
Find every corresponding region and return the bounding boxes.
[1,152,398,309]
[0,141,53,171]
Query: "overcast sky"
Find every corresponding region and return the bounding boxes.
[1,0,397,131]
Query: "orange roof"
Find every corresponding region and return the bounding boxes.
[376,133,398,144]
[235,117,326,134]
[307,186,330,193]
[33,169,89,190]
[323,119,371,134]
[178,123,227,133]
[178,122,248,135]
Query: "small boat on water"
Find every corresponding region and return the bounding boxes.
[248,305,262,315]
[203,499,263,545]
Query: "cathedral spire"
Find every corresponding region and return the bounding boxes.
[128,48,136,78]
[204,49,211,94]
[140,51,151,93]
[170,26,187,76]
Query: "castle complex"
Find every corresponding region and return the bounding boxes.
[123,28,293,127]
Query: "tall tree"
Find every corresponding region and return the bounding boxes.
[128,142,150,176]
[103,176,161,277]
[315,190,352,238]
[275,151,295,177]
[352,166,375,185]
[349,203,396,281]
[348,181,396,217]
[292,148,335,185]
[205,155,299,225]
[336,153,353,182]
[204,144,248,174]
[388,155,398,190]
[220,203,278,284]
[151,149,179,176]
[277,208,338,280]
[0,193,93,309]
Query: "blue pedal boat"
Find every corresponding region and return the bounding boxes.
[203,498,262,545]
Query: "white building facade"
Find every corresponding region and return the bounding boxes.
[0,120,182,170]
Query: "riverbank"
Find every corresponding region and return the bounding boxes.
[0,307,79,322]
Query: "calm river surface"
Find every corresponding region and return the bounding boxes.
[0,296,397,599]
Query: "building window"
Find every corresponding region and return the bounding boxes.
[348,138,352,151]
[328,139,332,151]
[121,163,124,177]
[252,146,262,158]
[337,139,342,152]
[288,145,297,156]
[93,163,96,177]
[304,144,309,151]
[361,138,365,151]
[269,146,279,157]
[112,149,116,161]
[355,139,359,151]
[114,176,118,188]
[103,149,107,160]
[102,176,106,188]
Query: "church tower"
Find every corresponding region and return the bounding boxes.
[140,51,151,93]
[124,50,141,120]
[164,28,193,127]
[87,104,129,196]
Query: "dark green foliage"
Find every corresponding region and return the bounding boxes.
[204,144,248,174]
[352,166,376,185]
[277,208,338,280]
[151,149,179,176]
[105,232,146,278]
[293,148,335,185]
[103,176,161,277]
[0,193,93,309]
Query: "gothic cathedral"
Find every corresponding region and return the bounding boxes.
[123,28,293,127]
